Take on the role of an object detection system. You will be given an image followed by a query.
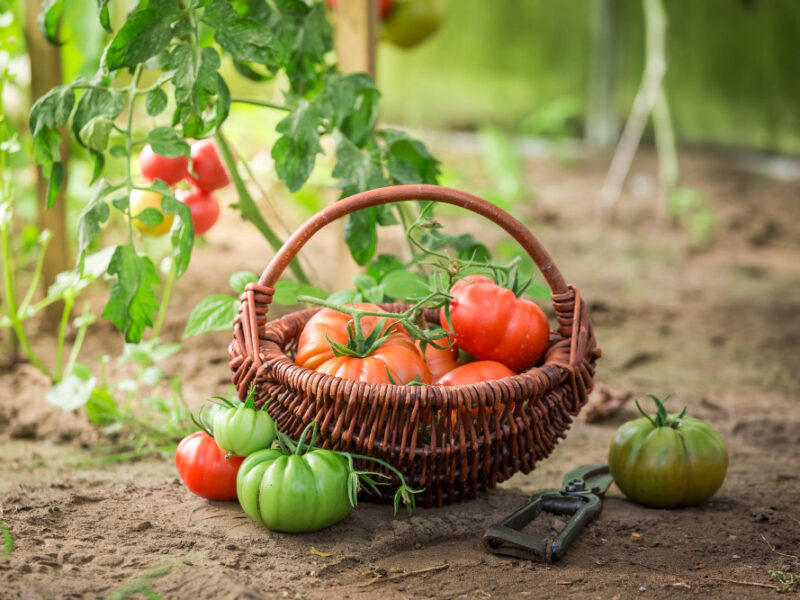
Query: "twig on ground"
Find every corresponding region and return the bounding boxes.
[761,534,800,564]
[359,563,449,587]
[708,577,779,591]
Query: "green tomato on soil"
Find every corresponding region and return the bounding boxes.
[209,388,275,457]
[608,394,728,508]
[237,447,352,533]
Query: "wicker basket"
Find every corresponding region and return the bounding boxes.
[229,185,600,507]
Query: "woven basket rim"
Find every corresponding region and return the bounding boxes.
[254,302,571,407]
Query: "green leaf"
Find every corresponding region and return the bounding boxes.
[229,270,258,294]
[46,373,97,412]
[45,162,64,209]
[170,45,228,138]
[380,129,440,185]
[146,87,168,116]
[277,2,332,95]
[71,88,125,148]
[86,387,118,424]
[77,180,113,272]
[103,0,178,71]
[97,0,112,33]
[203,0,273,64]
[29,85,74,136]
[38,0,64,45]
[272,281,327,305]
[272,100,322,192]
[381,270,430,300]
[344,208,378,267]
[135,207,165,227]
[78,115,112,152]
[319,73,379,144]
[160,194,194,279]
[327,289,358,305]
[524,280,551,301]
[145,127,190,158]
[332,134,387,198]
[366,254,404,281]
[182,294,238,338]
[101,245,161,343]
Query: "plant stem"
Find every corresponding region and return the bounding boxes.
[54,294,74,381]
[18,231,52,317]
[0,219,54,379]
[230,98,291,112]
[214,130,310,284]
[65,302,92,377]
[151,260,175,340]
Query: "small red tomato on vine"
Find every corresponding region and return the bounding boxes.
[177,187,220,236]
[186,139,230,193]
[442,275,550,372]
[175,431,243,501]
[139,144,189,185]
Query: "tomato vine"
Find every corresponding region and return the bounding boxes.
[30,0,440,344]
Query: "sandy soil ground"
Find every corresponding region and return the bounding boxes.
[1,147,799,599]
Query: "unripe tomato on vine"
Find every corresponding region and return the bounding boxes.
[130,189,174,236]
[382,0,445,49]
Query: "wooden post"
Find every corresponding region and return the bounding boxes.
[332,0,378,288]
[24,2,70,321]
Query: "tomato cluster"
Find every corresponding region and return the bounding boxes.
[295,276,551,397]
[132,139,230,237]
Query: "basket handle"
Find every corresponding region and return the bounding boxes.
[257,184,568,295]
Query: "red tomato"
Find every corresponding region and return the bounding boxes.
[175,431,243,501]
[417,335,459,382]
[437,360,515,386]
[295,303,430,385]
[186,139,230,193]
[442,275,550,372]
[328,0,394,19]
[438,361,516,423]
[177,187,220,235]
[139,144,189,185]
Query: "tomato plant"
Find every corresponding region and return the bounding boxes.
[443,275,550,372]
[29,0,440,347]
[210,388,275,458]
[176,187,219,236]
[295,303,431,384]
[608,394,728,508]
[175,431,243,501]
[237,422,421,531]
[139,144,189,185]
[130,190,174,237]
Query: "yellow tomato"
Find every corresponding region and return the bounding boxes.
[130,189,174,236]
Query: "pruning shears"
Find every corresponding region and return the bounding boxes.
[483,464,613,563]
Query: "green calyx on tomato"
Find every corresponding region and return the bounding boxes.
[237,421,422,532]
[608,394,729,509]
[205,385,276,458]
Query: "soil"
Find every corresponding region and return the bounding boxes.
[1,146,799,600]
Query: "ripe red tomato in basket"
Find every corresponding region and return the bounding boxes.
[176,187,220,236]
[438,360,516,423]
[175,431,243,501]
[186,139,230,193]
[417,335,459,382]
[442,275,550,372]
[295,303,431,385]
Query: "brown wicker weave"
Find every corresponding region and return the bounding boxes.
[229,185,600,507]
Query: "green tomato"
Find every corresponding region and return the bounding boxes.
[213,405,276,457]
[237,448,352,532]
[382,0,445,49]
[608,395,728,508]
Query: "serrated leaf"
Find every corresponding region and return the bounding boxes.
[145,127,190,157]
[160,194,194,279]
[97,0,112,33]
[38,0,64,44]
[182,294,238,338]
[203,0,273,64]
[170,45,227,138]
[103,0,178,71]
[146,87,168,116]
[46,162,64,209]
[135,207,164,227]
[344,208,377,267]
[272,100,322,192]
[77,180,113,271]
[380,129,440,185]
[79,115,112,152]
[229,270,258,294]
[71,88,125,147]
[101,245,161,343]
[381,270,430,300]
[46,373,97,412]
[29,86,74,136]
